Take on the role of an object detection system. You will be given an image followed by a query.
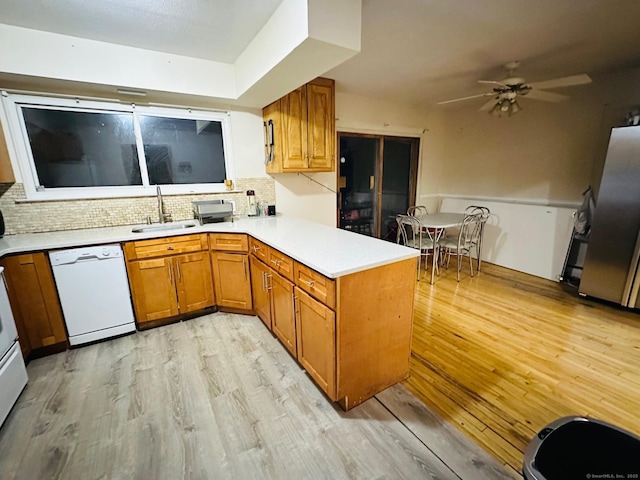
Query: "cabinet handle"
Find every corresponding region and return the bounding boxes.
[266,274,272,291]
[243,259,248,279]
[167,246,174,250]
[168,262,173,284]
[292,293,297,319]
[302,280,315,288]
[253,245,260,252]
[268,119,274,163]
[176,260,181,281]
[261,271,266,291]
[271,259,281,267]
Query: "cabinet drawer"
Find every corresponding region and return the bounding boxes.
[125,234,208,260]
[249,237,269,263]
[210,233,248,252]
[294,262,336,309]
[268,248,294,282]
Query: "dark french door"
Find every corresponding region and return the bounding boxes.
[337,133,419,240]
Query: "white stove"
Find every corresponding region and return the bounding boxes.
[0,266,28,429]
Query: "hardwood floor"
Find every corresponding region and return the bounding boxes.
[406,261,640,476]
[0,312,511,480]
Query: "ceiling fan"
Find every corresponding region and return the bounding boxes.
[437,61,592,117]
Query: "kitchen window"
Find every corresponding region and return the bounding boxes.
[2,93,234,200]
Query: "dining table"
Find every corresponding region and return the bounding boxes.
[415,212,466,284]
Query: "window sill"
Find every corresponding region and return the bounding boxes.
[15,188,245,203]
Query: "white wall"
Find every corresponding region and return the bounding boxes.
[0,24,237,100]
[440,197,575,280]
[423,88,602,205]
[0,1,361,108]
[423,68,640,206]
[417,67,640,280]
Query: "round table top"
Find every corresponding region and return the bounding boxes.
[415,212,466,228]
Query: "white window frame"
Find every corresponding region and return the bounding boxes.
[2,93,235,201]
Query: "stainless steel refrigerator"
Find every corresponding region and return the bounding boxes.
[580,125,640,308]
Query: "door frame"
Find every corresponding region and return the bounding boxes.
[337,132,420,238]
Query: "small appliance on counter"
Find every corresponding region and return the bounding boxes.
[192,199,234,224]
[246,190,257,216]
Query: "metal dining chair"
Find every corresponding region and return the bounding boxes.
[396,214,439,281]
[464,205,490,271]
[438,213,482,281]
[407,206,429,216]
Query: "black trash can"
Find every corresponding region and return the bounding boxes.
[523,416,640,480]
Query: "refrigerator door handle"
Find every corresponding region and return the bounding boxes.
[622,227,640,307]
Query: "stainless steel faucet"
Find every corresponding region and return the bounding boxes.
[156,185,164,223]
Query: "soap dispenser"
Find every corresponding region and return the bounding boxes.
[247,190,257,216]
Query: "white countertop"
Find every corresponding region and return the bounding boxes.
[0,215,418,278]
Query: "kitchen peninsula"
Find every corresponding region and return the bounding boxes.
[0,215,418,410]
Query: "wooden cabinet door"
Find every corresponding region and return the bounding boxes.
[250,256,272,329]
[307,79,335,171]
[128,257,179,323]
[295,287,336,400]
[0,123,15,183]
[174,252,214,314]
[271,271,296,356]
[1,253,67,353]
[281,86,309,171]
[211,252,252,310]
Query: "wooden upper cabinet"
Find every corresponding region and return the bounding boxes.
[0,122,16,184]
[264,77,335,173]
[281,85,308,171]
[1,253,67,355]
[306,80,335,170]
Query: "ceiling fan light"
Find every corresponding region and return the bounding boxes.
[490,98,510,117]
[489,98,521,117]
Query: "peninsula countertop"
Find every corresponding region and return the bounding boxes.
[0,215,418,278]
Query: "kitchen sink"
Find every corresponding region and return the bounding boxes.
[131,222,198,233]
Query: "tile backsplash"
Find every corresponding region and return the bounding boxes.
[0,177,275,234]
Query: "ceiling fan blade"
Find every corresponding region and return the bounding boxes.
[437,92,495,105]
[525,89,569,102]
[478,80,507,88]
[479,99,496,111]
[528,74,592,90]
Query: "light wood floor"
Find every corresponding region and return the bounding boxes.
[405,261,640,476]
[0,312,512,480]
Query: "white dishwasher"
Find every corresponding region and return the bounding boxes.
[49,244,136,346]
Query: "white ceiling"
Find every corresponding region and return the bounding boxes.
[0,0,283,63]
[1,0,640,108]
[327,0,640,107]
